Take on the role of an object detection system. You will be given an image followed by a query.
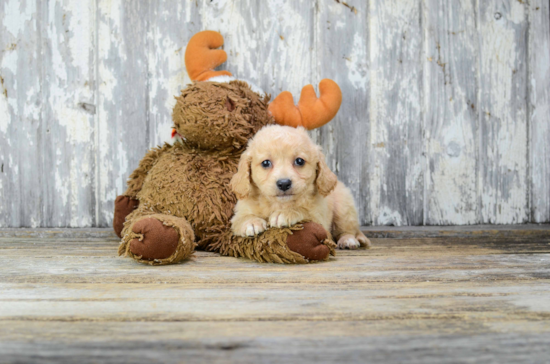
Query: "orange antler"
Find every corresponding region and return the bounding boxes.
[268,79,342,130]
[185,31,232,81]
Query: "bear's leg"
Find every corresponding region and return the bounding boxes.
[113,195,139,238]
[286,222,335,261]
[210,222,336,264]
[118,211,196,265]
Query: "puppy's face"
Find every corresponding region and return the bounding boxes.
[231,125,338,202]
[250,130,318,202]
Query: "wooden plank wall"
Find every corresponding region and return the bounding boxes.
[0,0,549,227]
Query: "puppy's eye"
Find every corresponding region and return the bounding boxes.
[261,160,272,168]
[294,158,305,166]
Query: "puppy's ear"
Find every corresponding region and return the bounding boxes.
[231,150,253,199]
[315,148,338,197]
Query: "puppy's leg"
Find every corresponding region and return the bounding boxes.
[231,214,268,237]
[231,200,268,237]
[269,210,304,228]
[337,234,361,249]
[331,182,372,249]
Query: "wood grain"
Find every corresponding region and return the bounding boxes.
[41,0,97,227]
[1,235,549,285]
[478,0,529,224]
[1,229,550,363]
[528,0,550,223]
[0,0,42,227]
[368,0,424,226]
[96,0,150,226]
[1,0,550,227]
[2,281,550,321]
[256,0,315,98]
[1,325,548,364]
[315,0,370,225]
[1,223,549,239]
[147,0,201,147]
[424,0,478,225]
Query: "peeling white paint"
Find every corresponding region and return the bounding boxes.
[528,0,550,223]
[1,0,548,227]
[115,140,128,196]
[479,1,528,224]
[47,12,68,82]
[1,45,18,140]
[66,1,93,76]
[507,1,525,24]
[368,0,424,225]
[98,63,117,102]
[150,35,186,146]
[376,206,404,226]
[346,33,368,91]
[56,106,92,144]
[262,0,314,94]
[35,0,97,226]
[200,0,259,82]
[423,0,479,225]
[3,0,35,36]
[1,43,18,71]
[29,216,39,228]
[0,93,8,134]
[55,167,68,208]
[98,0,121,33]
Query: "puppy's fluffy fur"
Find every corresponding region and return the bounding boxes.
[230,125,371,249]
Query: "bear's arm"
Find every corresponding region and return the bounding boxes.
[123,144,171,198]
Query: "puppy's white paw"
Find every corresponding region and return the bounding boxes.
[337,234,361,250]
[269,211,300,228]
[235,218,267,237]
[356,232,372,248]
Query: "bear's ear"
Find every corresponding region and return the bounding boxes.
[185,31,233,81]
[231,150,253,199]
[268,79,342,130]
[315,148,338,197]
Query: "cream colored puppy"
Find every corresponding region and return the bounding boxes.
[230,125,371,249]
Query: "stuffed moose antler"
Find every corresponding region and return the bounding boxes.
[185,30,342,129]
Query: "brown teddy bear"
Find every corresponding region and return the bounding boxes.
[113,31,343,265]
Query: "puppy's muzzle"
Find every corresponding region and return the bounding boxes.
[276,179,292,192]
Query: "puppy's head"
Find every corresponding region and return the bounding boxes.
[231,125,337,201]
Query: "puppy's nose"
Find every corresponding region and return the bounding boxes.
[276,179,292,192]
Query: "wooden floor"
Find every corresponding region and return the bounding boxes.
[1,225,550,364]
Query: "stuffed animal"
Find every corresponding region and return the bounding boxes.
[113,31,343,265]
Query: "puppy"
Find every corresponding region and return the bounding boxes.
[230,125,371,249]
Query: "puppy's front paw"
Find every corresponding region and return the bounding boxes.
[269,211,301,228]
[337,234,361,250]
[234,218,267,237]
[356,232,372,248]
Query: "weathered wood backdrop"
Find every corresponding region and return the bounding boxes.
[0,0,549,227]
